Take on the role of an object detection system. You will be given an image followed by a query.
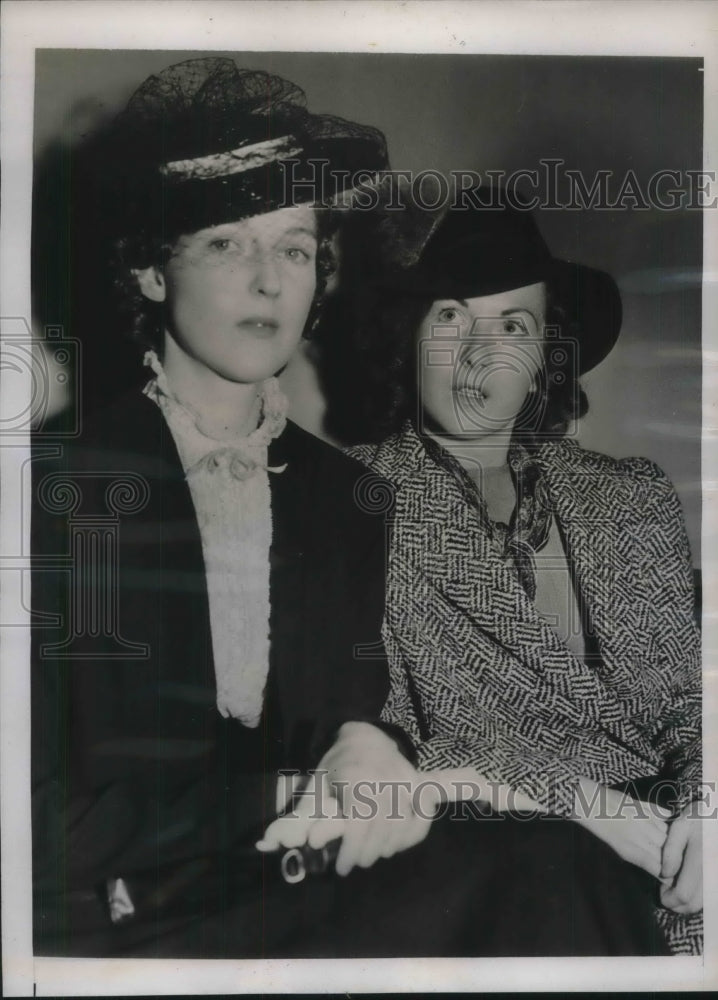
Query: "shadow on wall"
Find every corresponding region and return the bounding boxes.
[32,125,152,421]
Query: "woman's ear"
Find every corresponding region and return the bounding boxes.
[132,266,167,303]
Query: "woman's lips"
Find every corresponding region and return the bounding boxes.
[455,363,488,401]
[455,383,487,404]
[455,356,490,401]
[237,317,279,335]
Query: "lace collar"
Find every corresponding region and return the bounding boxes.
[142,349,288,480]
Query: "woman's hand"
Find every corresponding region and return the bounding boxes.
[572,777,671,879]
[257,770,346,853]
[257,741,552,876]
[257,723,439,875]
[659,805,703,914]
[318,722,436,876]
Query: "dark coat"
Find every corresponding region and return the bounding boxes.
[31,391,391,951]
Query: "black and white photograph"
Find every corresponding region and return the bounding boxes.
[1,1,716,994]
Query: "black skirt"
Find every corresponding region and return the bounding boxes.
[42,801,667,959]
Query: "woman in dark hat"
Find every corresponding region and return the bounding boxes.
[339,186,702,955]
[30,57,430,958]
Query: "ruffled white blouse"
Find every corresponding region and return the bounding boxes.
[143,351,288,728]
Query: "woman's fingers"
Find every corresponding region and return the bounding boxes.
[574,789,670,881]
[661,873,703,913]
[660,813,703,913]
[256,813,310,851]
[661,875,701,913]
[645,820,669,850]
[358,822,390,868]
[317,725,443,877]
[339,790,407,873]
[333,778,435,876]
[635,843,663,879]
[661,863,702,913]
[621,834,664,878]
[619,826,662,877]
[661,816,690,880]
[631,819,668,876]
[335,819,370,876]
[332,776,384,875]
[256,773,340,852]
[306,814,346,851]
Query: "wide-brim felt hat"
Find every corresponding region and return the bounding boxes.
[388,185,622,374]
[85,57,389,242]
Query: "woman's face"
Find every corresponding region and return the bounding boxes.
[416,282,547,442]
[138,205,318,385]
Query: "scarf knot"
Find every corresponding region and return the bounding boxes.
[422,433,552,600]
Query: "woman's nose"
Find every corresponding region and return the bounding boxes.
[462,343,496,369]
[249,255,281,297]
[464,340,534,367]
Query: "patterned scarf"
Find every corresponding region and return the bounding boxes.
[421,435,552,601]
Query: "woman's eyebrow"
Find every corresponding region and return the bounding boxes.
[500,307,537,321]
[278,226,317,240]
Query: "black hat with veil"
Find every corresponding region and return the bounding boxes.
[32,57,391,419]
[85,57,390,245]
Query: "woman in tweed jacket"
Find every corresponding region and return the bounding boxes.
[344,186,702,954]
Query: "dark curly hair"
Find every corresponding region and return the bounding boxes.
[331,278,588,449]
[110,207,340,355]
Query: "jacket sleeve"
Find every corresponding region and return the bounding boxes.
[30,444,275,906]
[304,463,416,765]
[32,644,275,902]
[379,618,596,817]
[633,460,702,812]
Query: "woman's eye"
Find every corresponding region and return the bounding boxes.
[501,319,525,335]
[208,238,232,252]
[437,307,460,322]
[281,246,312,264]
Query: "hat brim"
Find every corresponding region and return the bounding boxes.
[547,260,622,374]
[96,134,387,242]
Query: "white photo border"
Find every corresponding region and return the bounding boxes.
[2,1,716,994]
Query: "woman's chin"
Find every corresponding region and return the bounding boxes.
[214,362,287,386]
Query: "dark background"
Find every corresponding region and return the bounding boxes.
[32,50,703,560]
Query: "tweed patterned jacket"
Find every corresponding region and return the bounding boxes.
[348,423,702,953]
